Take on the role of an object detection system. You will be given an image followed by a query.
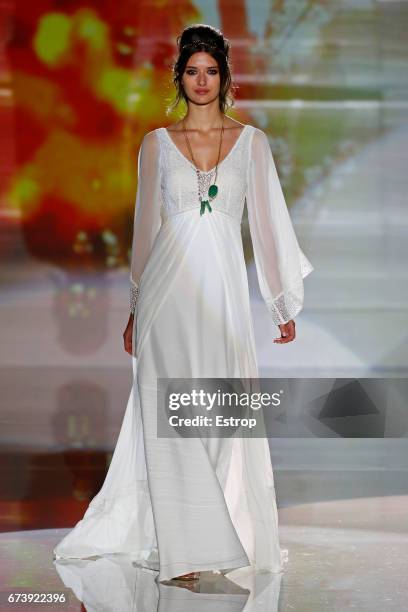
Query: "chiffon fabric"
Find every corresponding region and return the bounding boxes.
[54,556,283,612]
[53,123,313,583]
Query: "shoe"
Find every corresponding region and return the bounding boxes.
[171,572,200,581]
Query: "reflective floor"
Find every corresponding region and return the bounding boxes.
[1,494,407,611]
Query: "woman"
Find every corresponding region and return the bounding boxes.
[54,24,313,584]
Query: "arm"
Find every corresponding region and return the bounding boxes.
[129,130,162,315]
[245,128,313,338]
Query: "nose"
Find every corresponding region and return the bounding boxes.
[197,72,207,86]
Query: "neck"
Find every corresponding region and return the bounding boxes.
[183,101,225,132]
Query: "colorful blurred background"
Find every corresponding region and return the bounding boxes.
[1,0,407,537]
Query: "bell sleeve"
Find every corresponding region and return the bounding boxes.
[245,128,314,326]
[129,131,162,314]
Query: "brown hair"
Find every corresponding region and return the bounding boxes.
[167,24,237,115]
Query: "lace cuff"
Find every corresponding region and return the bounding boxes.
[265,254,314,325]
[265,287,304,325]
[130,279,140,314]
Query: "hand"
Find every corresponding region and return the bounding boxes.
[273,320,296,344]
[123,313,135,356]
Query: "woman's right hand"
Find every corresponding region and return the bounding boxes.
[273,320,296,344]
[123,313,135,356]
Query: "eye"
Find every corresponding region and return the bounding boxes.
[185,69,219,75]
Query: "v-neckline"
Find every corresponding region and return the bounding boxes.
[161,124,249,175]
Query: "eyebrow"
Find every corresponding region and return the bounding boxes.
[185,65,219,69]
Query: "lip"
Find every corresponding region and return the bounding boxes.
[195,89,209,94]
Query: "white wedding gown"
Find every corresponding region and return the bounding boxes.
[54,123,313,583]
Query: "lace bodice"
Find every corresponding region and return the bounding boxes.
[129,123,314,325]
[157,125,252,223]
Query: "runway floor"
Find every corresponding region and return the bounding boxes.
[1,495,407,611]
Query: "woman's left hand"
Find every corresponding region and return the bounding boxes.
[273,320,296,344]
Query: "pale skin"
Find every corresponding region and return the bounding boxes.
[122,51,296,580]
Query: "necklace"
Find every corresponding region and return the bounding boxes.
[182,116,224,216]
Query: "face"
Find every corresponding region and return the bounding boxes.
[181,52,221,105]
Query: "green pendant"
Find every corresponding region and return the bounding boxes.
[200,200,213,216]
[208,184,218,199]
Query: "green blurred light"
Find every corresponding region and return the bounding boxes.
[34,13,72,66]
[102,229,117,245]
[77,12,107,50]
[117,42,133,55]
[98,67,132,113]
[10,175,40,212]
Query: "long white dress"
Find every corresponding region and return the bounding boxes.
[53,123,314,583]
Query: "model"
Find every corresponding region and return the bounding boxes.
[53,23,314,584]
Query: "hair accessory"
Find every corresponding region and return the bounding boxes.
[181,39,222,53]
